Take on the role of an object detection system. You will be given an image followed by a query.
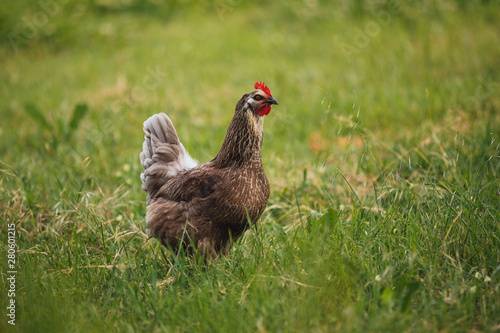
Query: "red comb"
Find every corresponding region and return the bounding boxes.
[254,81,271,96]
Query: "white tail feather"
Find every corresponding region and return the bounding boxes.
[140,113,197,200]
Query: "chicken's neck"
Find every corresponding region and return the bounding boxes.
[213,110,264,168]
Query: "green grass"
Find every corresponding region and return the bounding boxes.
[1,1,499,332]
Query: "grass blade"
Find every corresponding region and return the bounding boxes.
[24,103,52,131]
[66,103,88,141]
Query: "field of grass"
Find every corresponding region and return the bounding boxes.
[1,0,499,332]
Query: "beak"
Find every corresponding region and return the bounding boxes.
[265,96,279,105]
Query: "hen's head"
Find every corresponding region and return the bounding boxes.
[243,81,279,116]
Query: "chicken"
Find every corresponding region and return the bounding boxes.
[140,81,278,259]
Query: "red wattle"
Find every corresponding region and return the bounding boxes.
[258,106,271,116]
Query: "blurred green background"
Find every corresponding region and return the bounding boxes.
[1,0,499,332]
[2,0,498,166]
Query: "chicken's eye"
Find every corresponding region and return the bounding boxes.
[254,95,262,101]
